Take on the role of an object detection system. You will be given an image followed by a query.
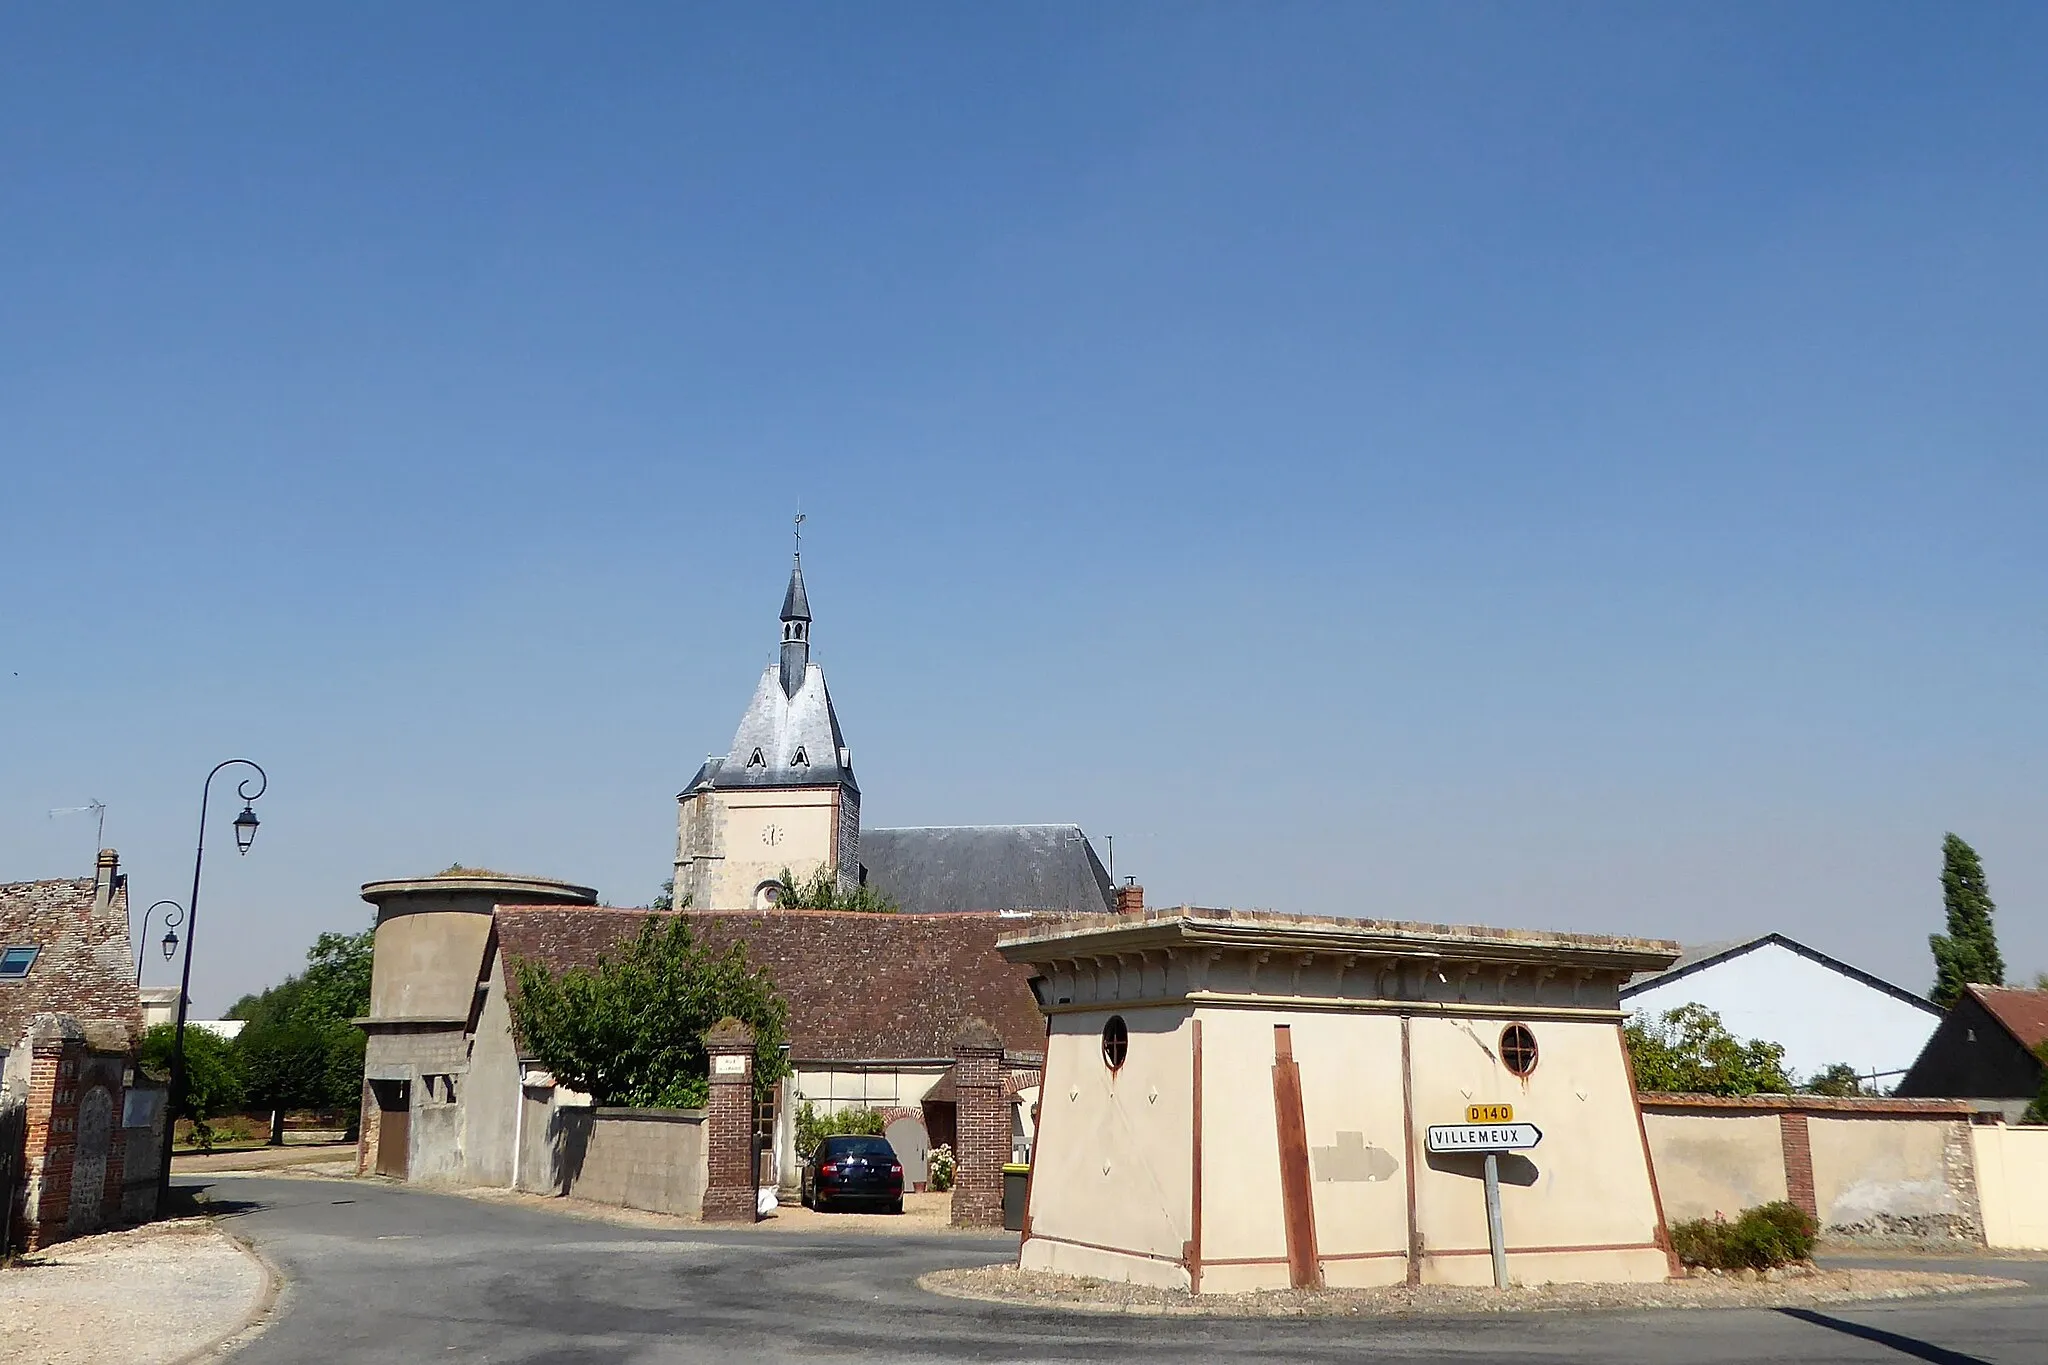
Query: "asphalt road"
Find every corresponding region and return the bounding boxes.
[194,1175,2047,1364]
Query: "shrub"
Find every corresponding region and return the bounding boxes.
[1669,1201,1818,1270]
[927,1143,956,1192]
[794,1102,886,1158]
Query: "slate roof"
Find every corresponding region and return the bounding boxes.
[1619,931,1938,1014]
[681,662,856,796]
[493,907,1057,1063]
[1969,985,2048,1051]
[780,556,811,622]
[860,825,1115,915]
[0,872,141,1053]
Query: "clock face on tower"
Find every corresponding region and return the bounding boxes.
[760,823,784,847]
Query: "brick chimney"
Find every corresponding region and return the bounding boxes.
[1114,876,1144,916]
[93,848,123,918]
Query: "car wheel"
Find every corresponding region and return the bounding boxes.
[890,1197,904,1215]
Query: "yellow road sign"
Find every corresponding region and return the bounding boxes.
[1466,1103,1514,1123]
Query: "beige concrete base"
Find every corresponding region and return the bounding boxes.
[1021,1236,1192,1291]
[1420,1246,1671,1287]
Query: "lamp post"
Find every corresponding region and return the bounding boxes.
[135,900,185,983]
[156,759,267,1212]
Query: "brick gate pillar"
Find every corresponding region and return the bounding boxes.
[701,1017,759,1223]
[950,1017,1006,1229]
[16,1015,86,1251]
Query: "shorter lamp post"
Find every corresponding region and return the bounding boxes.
[157,759,266,1212]
[136,900,184,983]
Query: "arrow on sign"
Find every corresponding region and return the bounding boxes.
[1425,1122,1543,1153]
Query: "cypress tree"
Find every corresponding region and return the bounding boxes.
[1930,833,2004,1009]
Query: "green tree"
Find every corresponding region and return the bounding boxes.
[509,916,789,1108]
[777,864,899,914]
[1930,833,2004,1009]
[1800,1063,1868,1098]
[1624,1004,1791,1096]
[227,924,374,1140]
[650,879,676,911]
[139,1023,245,1151]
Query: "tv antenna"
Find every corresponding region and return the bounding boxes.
[49,800,108,850]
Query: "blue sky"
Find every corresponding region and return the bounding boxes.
[3,5,2044,1017]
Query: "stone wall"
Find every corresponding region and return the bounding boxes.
[119,1080,167,1221]
[1640,1094,1985,1246]
[553,1107,708,1216]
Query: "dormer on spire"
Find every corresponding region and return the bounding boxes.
[779,555,811,698]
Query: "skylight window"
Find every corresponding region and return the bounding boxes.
[747,748,765,767]
[0,946,39,979]
[790,746,808,767]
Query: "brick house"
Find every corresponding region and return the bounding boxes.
[1,850,161,1250]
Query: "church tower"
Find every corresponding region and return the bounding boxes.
[674,553,861,911]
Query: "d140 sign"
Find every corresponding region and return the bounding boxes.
[1424,1122,1543,1153]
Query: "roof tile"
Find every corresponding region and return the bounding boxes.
[0,875,140,1052]
[494,907,1060,1062]
[1969,985,2048,1051]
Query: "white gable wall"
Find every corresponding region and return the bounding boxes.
[1624,942,1939,1086]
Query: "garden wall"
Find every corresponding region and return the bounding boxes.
[1969,1122,2048,1251]
[551,1106,708,1217]
[1640,1094,1983,1245]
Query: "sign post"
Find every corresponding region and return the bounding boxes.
[1482,1152,1507,1290]
[1425,1110,1541,1291]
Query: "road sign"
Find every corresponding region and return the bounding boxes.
[1466,1103,1513,1123]
[1425,1122,1542,1153]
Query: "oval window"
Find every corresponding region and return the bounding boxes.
[1499,1023,1538,1077]
[1101,1015,1129,1071]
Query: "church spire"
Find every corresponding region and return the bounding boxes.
[778,548,811,699]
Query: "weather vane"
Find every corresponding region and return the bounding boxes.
[794,510,805,555]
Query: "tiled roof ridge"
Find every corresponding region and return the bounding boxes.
[0,875,95,894]
[867,823,1084,831]
[493,904,1072,922]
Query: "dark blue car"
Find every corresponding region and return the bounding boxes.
[801,1135,905,1213]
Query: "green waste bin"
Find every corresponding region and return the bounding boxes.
[1001,1163,1030,1231]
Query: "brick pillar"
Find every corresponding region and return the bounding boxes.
[700,1017,759,1223]
[950,1017,1007,1229]
[17,1017,86,1251]
[1779,1113,1817,1223]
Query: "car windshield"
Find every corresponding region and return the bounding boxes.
[824,1138,896,1159]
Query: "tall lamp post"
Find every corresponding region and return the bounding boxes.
[136,900,185,983]
[156,759,267,1212]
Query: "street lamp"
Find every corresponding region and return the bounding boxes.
[157,759,267,1212]
[135,900,185,983]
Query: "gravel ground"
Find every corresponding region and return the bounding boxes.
[920,1263,2026,1317]
[172,1142,358,1175]
[0,1219,268,1364]
[454,1184,982,1235]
